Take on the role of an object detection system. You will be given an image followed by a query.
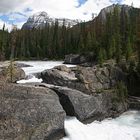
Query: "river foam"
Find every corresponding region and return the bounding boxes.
[17,61,75,83]
[62,111,140,140]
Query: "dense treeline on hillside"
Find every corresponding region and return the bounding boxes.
[0,5,140,64]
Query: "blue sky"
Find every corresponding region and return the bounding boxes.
[78,0,88,7]
[0,0,138,30]
[0,12,27,24]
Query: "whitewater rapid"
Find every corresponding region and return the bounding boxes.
[17,61,74,83]
[62,111,140,140]
[17,61,140,140]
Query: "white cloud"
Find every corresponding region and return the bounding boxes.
[0,0,139,30]
[0,0,113,21]
[25,0,112,20]
[123,0,140,8]
[74,0,112,20]
[0,0,28,13]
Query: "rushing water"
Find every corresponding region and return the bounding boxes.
[61,111,140,140]
[17,61,140,140]
[17,61,74,83]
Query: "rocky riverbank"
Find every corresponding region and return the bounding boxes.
[0,61,134,140]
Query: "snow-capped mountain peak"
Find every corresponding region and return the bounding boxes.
[22,11,80,29]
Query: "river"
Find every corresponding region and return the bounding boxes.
[17,61,140,140]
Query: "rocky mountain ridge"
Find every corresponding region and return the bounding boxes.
[98,4,131,21]
[22,11,80,29]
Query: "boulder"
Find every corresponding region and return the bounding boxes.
[64,54,86,64]
[41,65,90,94]
[49,86,128,122]
[15,62,32,68]
[41,66,77,86]
[0,66,26,83]
[74,65,126,93]
[41,65,126,95]
[0,84,66,140]
[42,58,49,61]
[21,80,128,124]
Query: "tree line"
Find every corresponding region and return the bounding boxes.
[0,5,140,64]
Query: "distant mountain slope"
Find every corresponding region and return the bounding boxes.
[98,4,131,21]
[76,4,139,39]
[22,11,80,29]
